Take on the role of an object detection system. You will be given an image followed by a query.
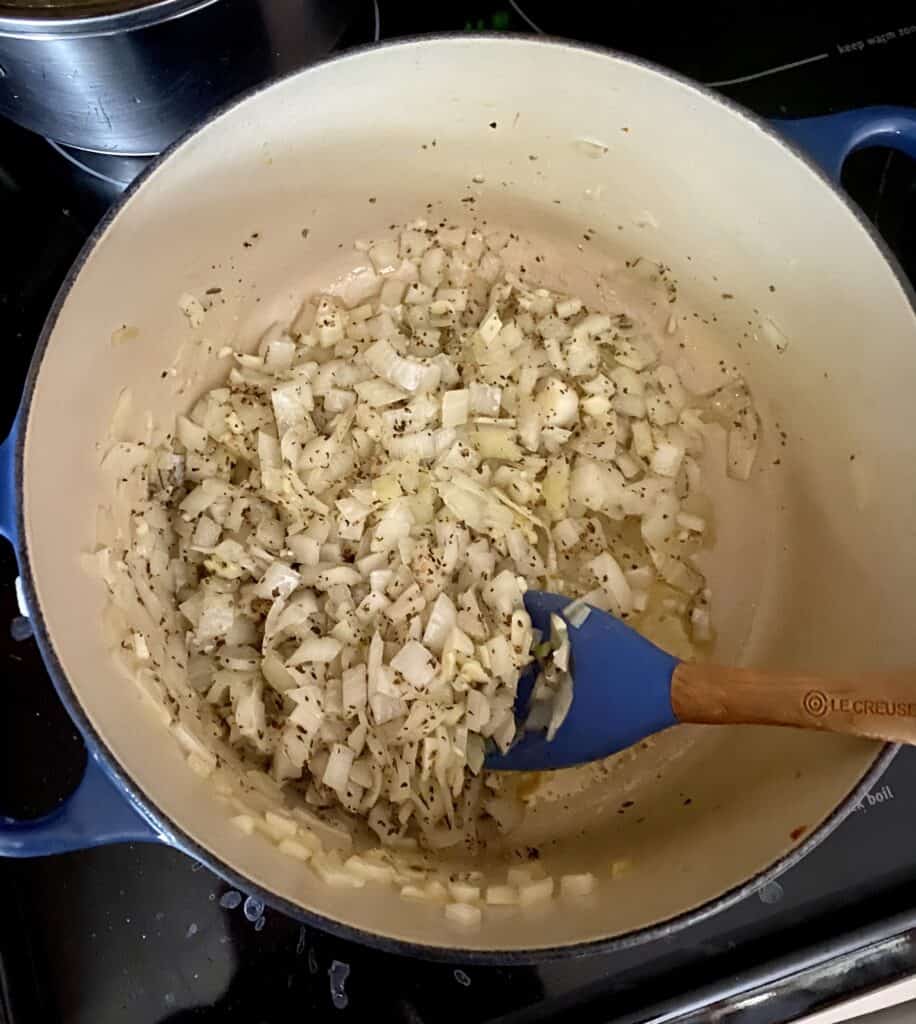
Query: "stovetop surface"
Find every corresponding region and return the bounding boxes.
[2,3,916,1023]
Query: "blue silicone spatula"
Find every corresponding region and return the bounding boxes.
[486,590,916,771]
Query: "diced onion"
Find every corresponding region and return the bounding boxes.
[96,219,753,916]
[278,838,313,861]
[485,885,519,906]
[560,872,596,897]
[230,814,256,835]
[391,641,438,689]
[323,743,355,794]
[519,877,555,906]
[445,902,482,927]
[587,552,633,615]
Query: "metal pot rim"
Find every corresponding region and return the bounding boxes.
[0,0,219,40]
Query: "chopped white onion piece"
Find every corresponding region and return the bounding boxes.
[422,594,457,653]
[230,814,256,835]
[323,743,355,794]
[287,636,342,666]
[365,339,440,394]
[587,552,633,615]
[278,838,313,862]
[445,902,482,927]
[468,382,502,416]
[448,881,481,903]
[485,885,519,906]
[441,389,470,428]
[560,873,596,897]
[650,442,685,479]
[519,877,555,906]
[391,641,438,689]
[677,512,706,533]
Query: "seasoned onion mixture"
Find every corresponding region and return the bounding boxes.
[90,221,756,911]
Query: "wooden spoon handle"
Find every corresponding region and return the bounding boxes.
[671,663,916,744]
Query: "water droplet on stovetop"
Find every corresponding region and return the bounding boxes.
[759,881,784,904]
[329,960,350,1009]
[10,616,32,641]
[219,890,242,910]
[243,895,264,922]
[454,969,471,987]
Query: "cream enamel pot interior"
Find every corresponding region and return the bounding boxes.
[2,37,916,960]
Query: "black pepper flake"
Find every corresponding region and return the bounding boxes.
[301,228,310,239]
[368,197,377,204]
[488,121,497,129]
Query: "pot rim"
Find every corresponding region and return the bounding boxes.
[0,0,219,40]
[13,33,909,962]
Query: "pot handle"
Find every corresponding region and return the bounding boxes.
[0,417,163,854]
[777,106,916,183]
[0,754,163,856]
[0,414,20,547]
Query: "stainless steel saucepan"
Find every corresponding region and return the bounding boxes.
[0,0,359,155]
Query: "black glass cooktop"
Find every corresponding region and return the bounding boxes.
[2,4,916,1023]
